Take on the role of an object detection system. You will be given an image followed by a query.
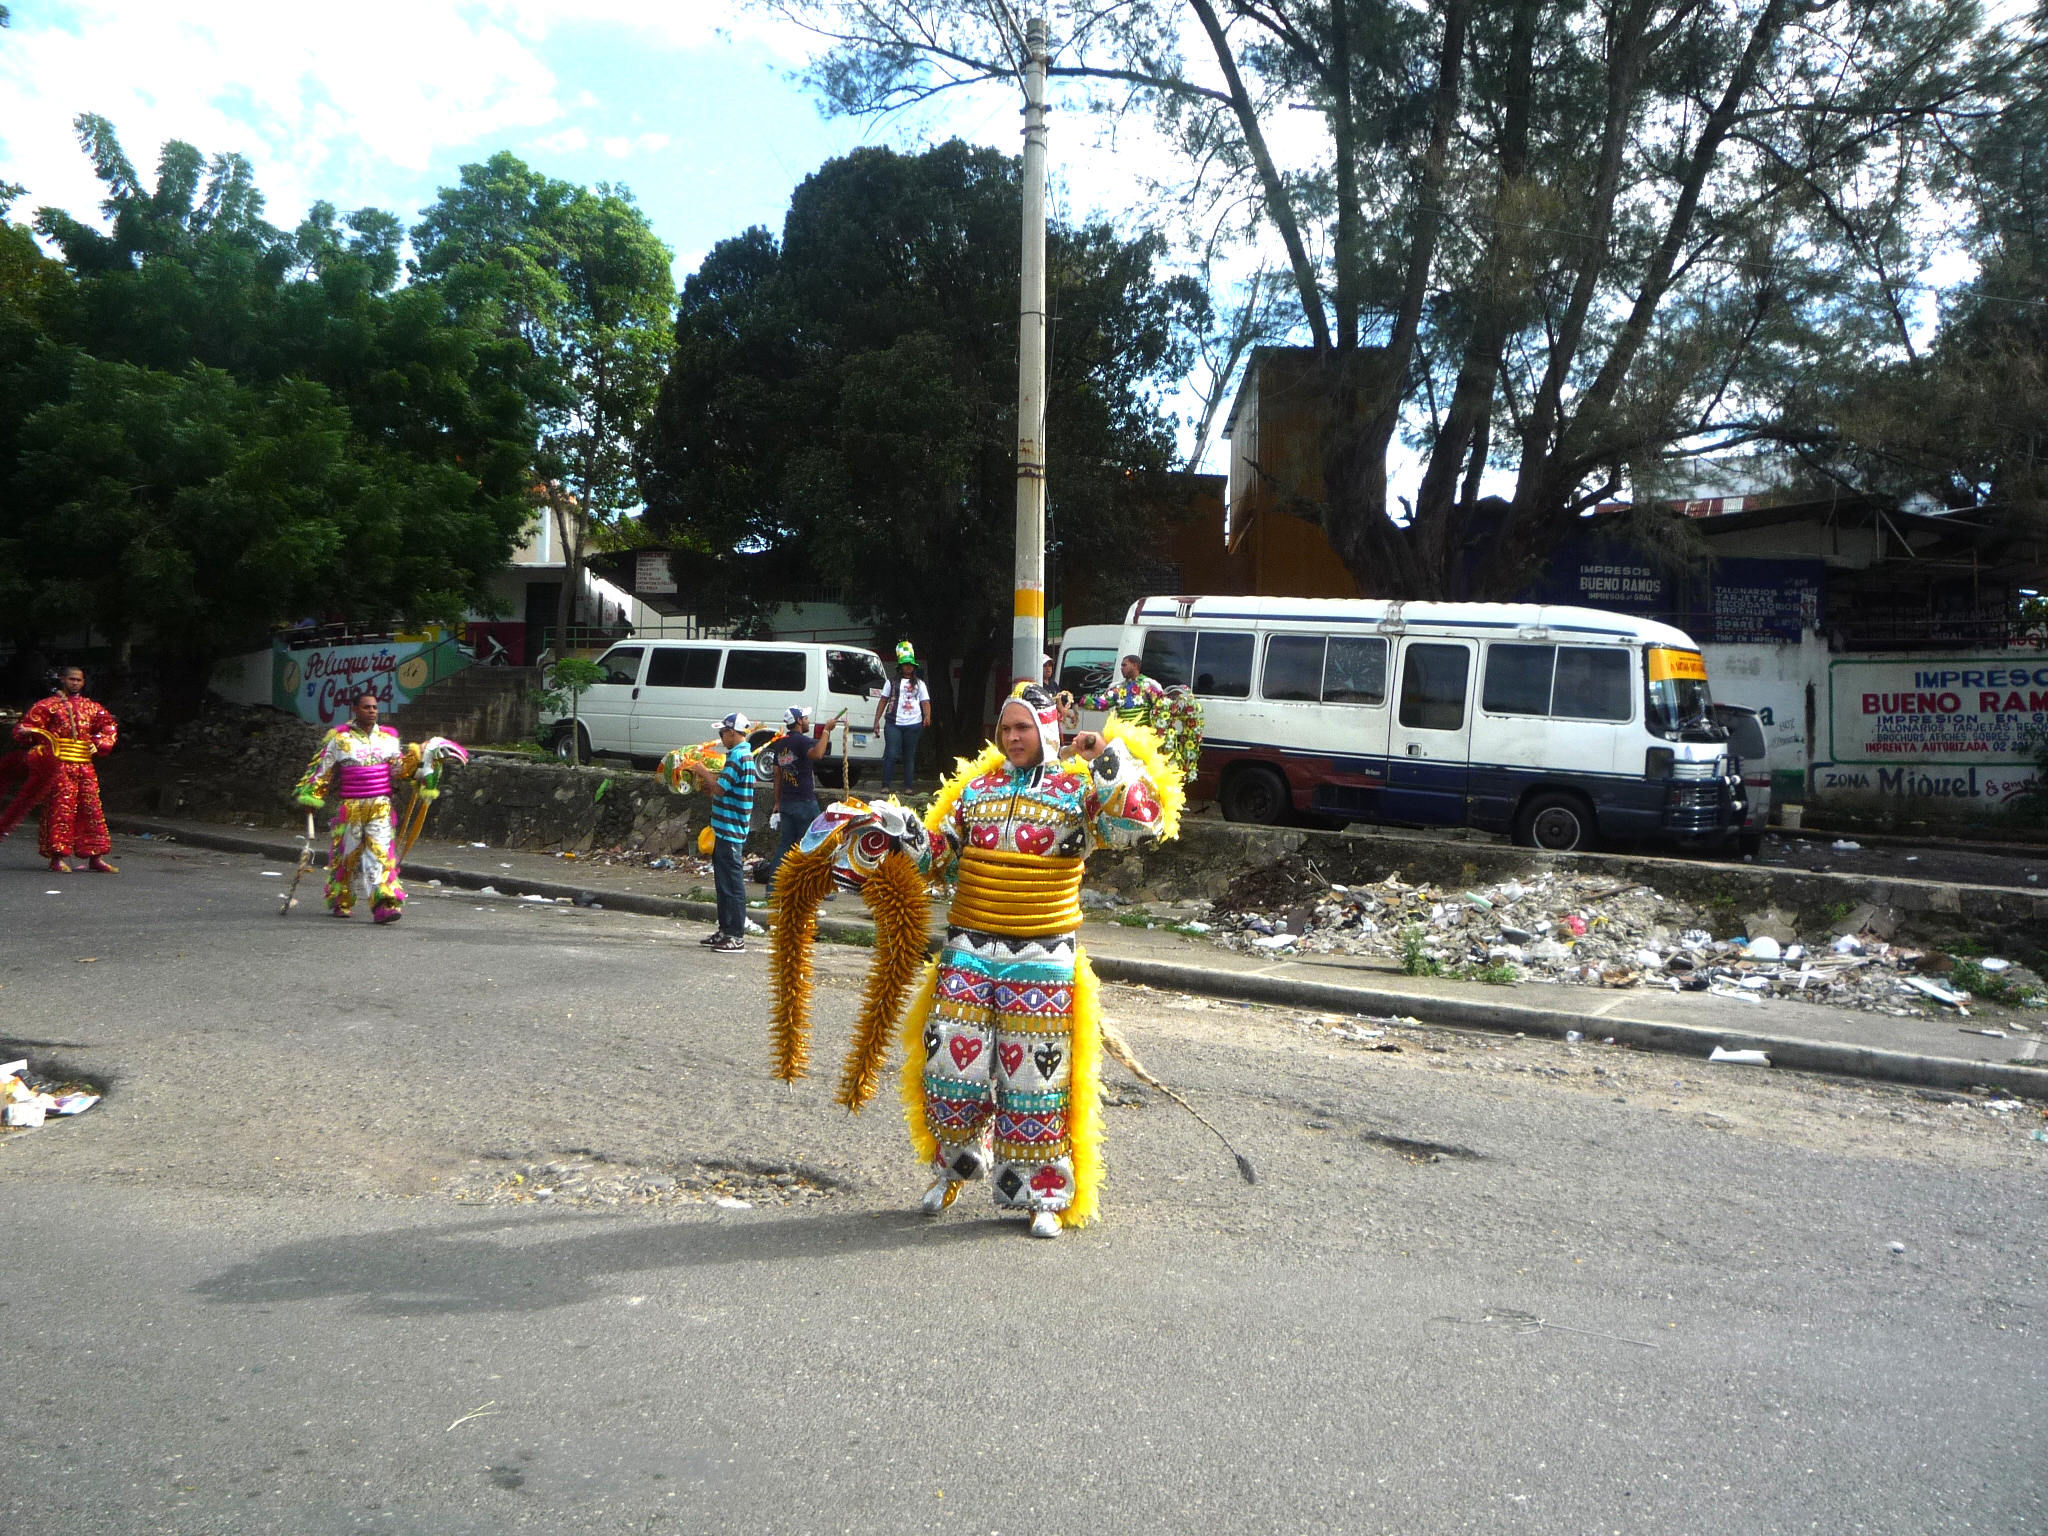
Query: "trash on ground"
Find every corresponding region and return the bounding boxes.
[1707,1046,1772,1066]
[1833,839,1863,851]
[1,1059,100,1134]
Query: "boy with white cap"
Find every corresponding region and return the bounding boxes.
[687,712,756,952]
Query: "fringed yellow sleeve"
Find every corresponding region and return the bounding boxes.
[837,851,931,1111]
[897,957,942,1166]
[767,830,843,1082]
[1062,948,1106,1229]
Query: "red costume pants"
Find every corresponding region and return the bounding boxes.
[40,762,111,858]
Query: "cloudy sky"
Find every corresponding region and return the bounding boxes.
[0,4,1112,282]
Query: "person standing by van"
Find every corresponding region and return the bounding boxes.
[874,650,931,793]
[768,704,838,894]
[687,712,755,952]
[1085,654,1164,726]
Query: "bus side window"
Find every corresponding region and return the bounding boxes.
[1323,637,1386,705]
[1193,632,1253,697]
[1483,644,1554,715]
[1262,635,1324,701]
[1398,644,1470,731]
[1552,647,1632,721]
[1140,631,1194,688]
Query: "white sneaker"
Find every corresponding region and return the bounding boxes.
[1028,1211,1063,1240]
[920,1179,957,1217]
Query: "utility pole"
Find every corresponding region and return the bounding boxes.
[1010,14,1049,689]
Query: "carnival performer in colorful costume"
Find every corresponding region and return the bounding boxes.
[290,688,466,924]
[769,683,1182,1239]
[1085,653,1166,725]
[4,667,119,872]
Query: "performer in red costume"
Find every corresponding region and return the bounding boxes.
[8,666,118,873]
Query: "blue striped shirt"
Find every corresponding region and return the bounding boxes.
[711,741,754,843]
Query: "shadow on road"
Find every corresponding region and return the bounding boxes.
[193,1204,1021,1316]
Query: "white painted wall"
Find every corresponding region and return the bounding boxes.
[207,646,277,707]
[1700,633,1827,782]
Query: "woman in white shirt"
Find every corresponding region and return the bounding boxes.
[873,658,931,792]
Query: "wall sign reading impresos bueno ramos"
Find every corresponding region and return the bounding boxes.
[1819,655,2047,808]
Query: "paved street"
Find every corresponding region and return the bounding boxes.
[3,837,2044,1535]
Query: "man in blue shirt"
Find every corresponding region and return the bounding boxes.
[687,712,755,952]
[768,704,844,896]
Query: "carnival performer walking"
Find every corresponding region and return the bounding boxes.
[291,689,462,924]
[769,684,1182,1239]
[1084,653,1165,726]
[7,666,119,873]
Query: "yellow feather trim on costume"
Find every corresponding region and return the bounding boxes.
[767,828,843,1082]
[1062,947,1105,1229]
[837,850,931,1111]
[923,741,1006,841]
[898,958,942,1165]
[1087,716,1186,842]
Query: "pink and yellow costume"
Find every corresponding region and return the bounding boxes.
[292,724,449,920]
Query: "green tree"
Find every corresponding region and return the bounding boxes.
[0,116,539,719]
[411,154,676,654]
[636,141,1201,749]
[765,0,2015,598]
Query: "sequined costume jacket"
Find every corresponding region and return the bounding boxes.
[292,723,421,915]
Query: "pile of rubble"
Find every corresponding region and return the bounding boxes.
[1207,867,2046,1021]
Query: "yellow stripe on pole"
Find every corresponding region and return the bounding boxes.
[1013,587,1045,618]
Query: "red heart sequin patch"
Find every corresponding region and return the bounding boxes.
[1014,822,1055,854]
[1120,782,1159,822]
[998,1043,1025,1076]
[969,822,1001,848]
[948,1035,984,1069]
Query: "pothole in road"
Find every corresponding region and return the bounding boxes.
[443,1153,844,1211]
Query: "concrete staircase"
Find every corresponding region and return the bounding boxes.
[393,665,542,746]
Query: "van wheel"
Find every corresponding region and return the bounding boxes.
[1220,765,1290,825]
[551,723,590,764]
[1515,791,1597,852]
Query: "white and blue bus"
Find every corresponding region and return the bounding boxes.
[1056,596,1741,852]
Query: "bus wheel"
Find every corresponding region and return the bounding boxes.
[1220,765,1289,825]
[1515,792,1597,852]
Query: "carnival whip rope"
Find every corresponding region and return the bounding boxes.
[1099,1021,1258,1184]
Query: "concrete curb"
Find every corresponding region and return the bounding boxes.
[114,816,2048,1100]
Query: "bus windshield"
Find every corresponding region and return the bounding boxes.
[1644,647,1720,741]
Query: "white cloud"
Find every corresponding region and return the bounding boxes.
[601,132,671,159]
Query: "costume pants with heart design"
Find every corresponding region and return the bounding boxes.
[920,932,1077,1213]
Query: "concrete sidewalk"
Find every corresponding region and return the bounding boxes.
[112,814,2048,1098]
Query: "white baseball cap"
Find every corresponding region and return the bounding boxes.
[783,705,810,728]
[719,712,752,733]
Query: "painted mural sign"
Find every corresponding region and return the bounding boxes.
[1819,655,2048,808]
[1709,558,1824,642]
[273,639,433,725]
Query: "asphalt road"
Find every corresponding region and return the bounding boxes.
[2,839,2043,1535]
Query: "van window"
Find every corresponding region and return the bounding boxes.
[1262,635,1324,701]
[723,649,806,692]
[1141,631,1194,688]
[594,646,643,686]
[645,647,720,689]
[1059,648,1116,698]
[827,649,887,698]
[1193,632,1254,697]
[1323,637,1387,705]
[1483,644,1554,715]
[1398,644,1470,730]
[1552,647,1632,721]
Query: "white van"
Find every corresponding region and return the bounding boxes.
[544,639,890,779]
[1062,596,1742,852]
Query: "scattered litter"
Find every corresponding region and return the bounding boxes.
[499,862,513,869]
[1252,932,1299,950]
[744,917,765,936]
[470,841,488,848]
[713,1196,754,1211]
[1,1059,99,1135]
[1564,1030,1582,1044]
[1980,1098,2025,1114]
[1902,975,1970,1012]
[520,893,552,903]
[43,889,60,895]
[1888,1241,1906,1254]
[260,870,283,878]
[1832,840,1862,851]
[1960,1028,2007,1038]
[477,885,500,896]
[1707,1046,1771,1066]
[2032,1130,2048,1144]
[1980,958,2012,973]
[1743,936,1782,961]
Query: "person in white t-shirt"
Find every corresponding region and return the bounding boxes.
[873,654,931,792]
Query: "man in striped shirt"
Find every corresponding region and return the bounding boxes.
[687,712,756,952]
